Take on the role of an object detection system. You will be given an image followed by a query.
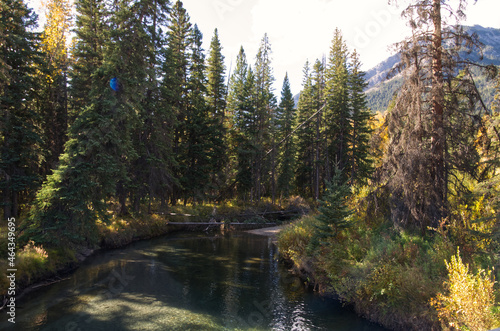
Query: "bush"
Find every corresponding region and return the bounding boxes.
[431,248,499,330]
[16,241,53,288]
[277,215,317,268]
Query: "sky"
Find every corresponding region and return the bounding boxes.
[180,0,500,95]
[29,0,500,96]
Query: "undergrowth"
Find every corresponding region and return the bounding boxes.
[277,191,500,331]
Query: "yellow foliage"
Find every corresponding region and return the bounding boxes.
[369,111,388,168]
[431,248,498,331]
[40,0,72,74]
[277,216,316,264]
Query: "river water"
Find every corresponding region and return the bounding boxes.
[1,232,387,330]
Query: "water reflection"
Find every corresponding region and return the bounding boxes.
[0,233,387,330]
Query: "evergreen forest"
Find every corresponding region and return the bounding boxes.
[2,0,500,329]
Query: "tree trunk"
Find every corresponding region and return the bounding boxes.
[315,111,320,200]
[431,0,446,224]
[3,184,11,220]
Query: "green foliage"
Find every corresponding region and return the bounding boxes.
[324,29,351,180]
[1,241,77,294]
[365,77,403,113]
[294,30,373,200]
[38,0,72,176]
[0,0,41,218]
[253,33,277,201]
[182,24,212,202]
[69,0,108,122]
[24,0,151,247]
[276,74,296,198]
[313,167,353,241]
[16,241,50,285]
[294,61,317,198]
[161,0,192,204]
[205,28,228,194]
[277,215,317,268]
[349,50,374,185]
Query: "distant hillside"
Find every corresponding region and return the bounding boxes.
[293,93,300,108]
[365,25,500,113]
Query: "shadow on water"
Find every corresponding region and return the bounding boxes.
[0,233,388,330]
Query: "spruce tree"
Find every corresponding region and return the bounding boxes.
[0,0,41,218]
[324,29,351,182]
[69,0,108,123]
[312,58,326,199]
[183,24,211,203]
[126,0,171,213]
[38,0,72,175]
[25,0,150,247]
[276,73,296,198]
[205,28,227,195]
[227,47,247,115]
[161,0,192,205]
[254,33,276,200]
[314,167,352,240]
[295,61,316,197]
[348,50,373,185]
[227,47,254,199]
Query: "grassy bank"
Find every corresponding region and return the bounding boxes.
[277,210,500,330]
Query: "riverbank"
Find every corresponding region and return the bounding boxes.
[276,215,500,331]
[245,225,285,237]
[1,201,307,307]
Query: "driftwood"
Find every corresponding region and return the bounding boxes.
[0,297,7,311]
[152,209,304,219]
[31,277,70,290]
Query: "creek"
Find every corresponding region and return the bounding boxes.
[0,232,387,330]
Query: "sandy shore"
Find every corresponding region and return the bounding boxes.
[245,225,285,237]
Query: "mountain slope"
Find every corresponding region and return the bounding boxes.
[365,25,500,113]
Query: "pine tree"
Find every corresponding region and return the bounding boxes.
[227,47,254,199]
[254,33,276,200]
[125,0,172,213]
[295,61,316,197]
[161,0,192,205]
[205,28,227,195]
[384,0,486,230]
[311,58,325,199]
[276,73,296,198]
[0,0,41,218]
[348,50,373,185]
[324,29,351,182]
[38,0,72,175]
[227,46,248,118]
[69,0,108,123]
[25,0,150,247]
[183,24,211,203]
[314,166,352,240]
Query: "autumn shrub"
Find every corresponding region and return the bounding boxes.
[289,211,458,329]
[16,241,50,285]
[277,215,317,268]
[431,248,499,330]
[98,213,172,248]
